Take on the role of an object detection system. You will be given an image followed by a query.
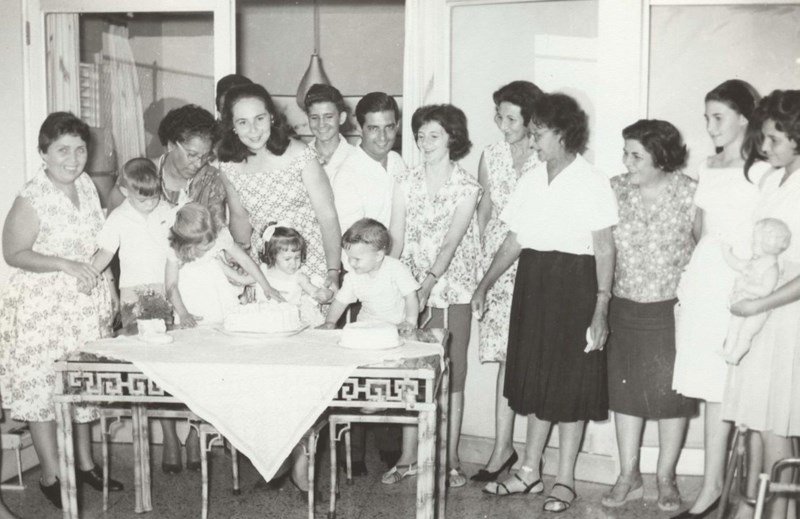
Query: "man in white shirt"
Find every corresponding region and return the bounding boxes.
[332,92,406,233]
[304,83,356,184]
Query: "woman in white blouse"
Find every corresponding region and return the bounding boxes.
[472,93,617,513]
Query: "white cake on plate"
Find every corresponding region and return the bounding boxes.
[340,321,400,350]
[223,301,302,333]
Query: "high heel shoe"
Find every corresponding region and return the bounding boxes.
[471,451,518,482]
[671,497,720,518]
[39,478,62,509]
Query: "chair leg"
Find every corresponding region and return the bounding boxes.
[344,426,353,485]
[329,422,337,519]
[230,443,240,496]
[100,413,109,512]
[307,432,316,519]
[753,473,770,519]
[200,430,209,519]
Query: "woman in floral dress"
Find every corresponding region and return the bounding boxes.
[0,112,122,509]
[472,80,543,482]
[218,83,341,290]
[388,104,480,488]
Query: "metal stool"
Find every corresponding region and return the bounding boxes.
[718,425,752,518]
[753,458,800,519]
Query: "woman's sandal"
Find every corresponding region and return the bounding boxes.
[543,483,577,513]
[381,463,418,485]
[601,476,644,507]
[657,477,682,512]
[482,471,544,496]
[448,467,468,488]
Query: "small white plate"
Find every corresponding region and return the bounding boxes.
[217,323,309,338]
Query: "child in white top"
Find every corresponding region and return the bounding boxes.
[88,158,173,328]
[254,224,332,325]
[722,217,792,365]
[321,218,419,332]
[166,203,282,327]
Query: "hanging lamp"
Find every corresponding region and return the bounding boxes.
[296,0,331,108]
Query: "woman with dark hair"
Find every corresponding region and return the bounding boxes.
[723,89,800,519]
[0,112,122,510]
[670,80,768,518]
[601,119,698,513]
[471,80,544,483]
[108,104,227,229]
[218,83,342,294]
[473,93,616,512]
[388,103,480,488]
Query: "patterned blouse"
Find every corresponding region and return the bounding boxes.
[611,172,697,303]
[157,156,227,230]
[397,163,482,308]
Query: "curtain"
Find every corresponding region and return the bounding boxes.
[45,14,81,114]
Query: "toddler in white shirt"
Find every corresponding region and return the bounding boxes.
[321,218,419,332]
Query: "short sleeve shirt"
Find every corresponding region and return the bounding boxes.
[501,154,618,255]
[96,199,173,288]
[335,256,419,325]
[309,135,356,184]
[611,172,697,302]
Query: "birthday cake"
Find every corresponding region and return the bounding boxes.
[223,301,302,333]
[340,321,401,350]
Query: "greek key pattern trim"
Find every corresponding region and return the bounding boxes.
[66,371,167,397]
[335,377,425,403]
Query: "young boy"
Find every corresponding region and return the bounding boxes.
[321,218,419,331]
[91,158,173,328]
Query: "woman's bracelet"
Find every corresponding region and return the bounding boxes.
[425,270,439,281]
[327,267,341,274]
[596,290,612,301]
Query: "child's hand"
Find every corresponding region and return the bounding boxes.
[316,322,336,330]
[313,287,335,303]
[76,278,94,295]
[177,313,202,328]
[398,321,416,337]
[262,286,286,303]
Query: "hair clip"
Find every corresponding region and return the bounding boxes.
[261,221,290,242]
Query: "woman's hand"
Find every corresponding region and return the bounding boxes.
[61,259,100,288]
[262,285,286,303]
[470,287,488,320]
[417,280,434,310]
[177,312,201,328]
[587,308,609,352]
[323,270,340,294]
[314,287,335,303]
[317,322,336,330]
[730,298,764,317]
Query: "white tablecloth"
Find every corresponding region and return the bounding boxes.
[81,327,442,481]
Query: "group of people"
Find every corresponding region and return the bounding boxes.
[0,71,798,519]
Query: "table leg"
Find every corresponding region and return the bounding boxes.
[55,402,76,519]
[131,405,144,514]
[137,406,153,511]
[437,363,450,519]
[416,408,436,519]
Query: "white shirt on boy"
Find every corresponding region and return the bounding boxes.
[335,256,419,325]
[96,199,173,288]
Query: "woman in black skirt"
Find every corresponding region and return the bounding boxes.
[601,120,698,513]
[472,93,617,513]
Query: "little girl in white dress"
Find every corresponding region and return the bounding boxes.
[255,224,332,326]
[166,203,281,326]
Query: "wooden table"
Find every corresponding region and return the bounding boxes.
[53,330,449,519]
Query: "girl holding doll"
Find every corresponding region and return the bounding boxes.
[255,224,332,326]
[722,89,800,519]
[166,202,282,327]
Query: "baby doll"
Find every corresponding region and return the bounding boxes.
[722,217,792,365]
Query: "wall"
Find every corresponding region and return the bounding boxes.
[0,0,27,287]
[238,0,404,97]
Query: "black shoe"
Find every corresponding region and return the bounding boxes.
[379,449,401,468]
[77,465,124,492]
[161,461,182,474]
[39,478,62,509]
[671,497,720,518]
[186,460,201,472]
[471,451,519,482]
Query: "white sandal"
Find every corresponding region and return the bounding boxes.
[381,463,418,484]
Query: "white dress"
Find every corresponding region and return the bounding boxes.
[673,161,769,402]
[723,166,800,435]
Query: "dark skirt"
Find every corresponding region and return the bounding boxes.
[607,297,697,419]
[504,249,608,422]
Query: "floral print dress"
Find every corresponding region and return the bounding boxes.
[220,147,326,284]
[478,142,539,362]
[397,163,481,308]
[0,169,113,422]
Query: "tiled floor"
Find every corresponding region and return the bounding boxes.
[2,442,704,518]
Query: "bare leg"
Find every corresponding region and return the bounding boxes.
[291,445,309,491]
[185,427,200,466]
[74,422,95,471]
[687,402,730,513]
[483,413,550,493]
[160,419,181,468]
[449,391,464,468]
[29,421,60,485]
[554,421,583,488]
[603,413,644,504]
[482,363,516,471]
[656,417,688,510]
[393,425,418,467]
